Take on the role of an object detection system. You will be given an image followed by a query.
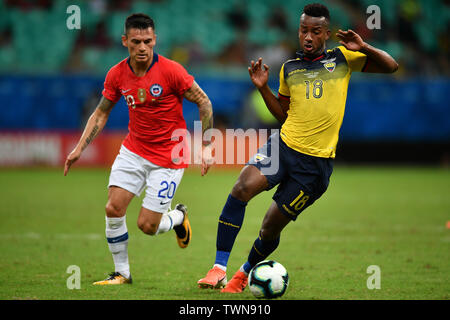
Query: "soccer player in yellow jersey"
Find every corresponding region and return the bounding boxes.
[198,3,398,293]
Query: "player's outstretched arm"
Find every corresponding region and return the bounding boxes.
[183,81,214,176]
[248,58,289,123]
[336,29,398,73]
[64,96,116,176]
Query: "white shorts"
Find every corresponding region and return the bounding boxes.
[108,145,184,213]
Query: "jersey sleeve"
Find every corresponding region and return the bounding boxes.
[278,63,290,98]
[102,67,122,103]
[169,61,195,96]
[338,45,368,72]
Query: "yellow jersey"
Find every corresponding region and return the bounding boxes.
[278,46,368,158]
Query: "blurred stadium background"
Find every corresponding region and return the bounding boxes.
[0,0,448,167]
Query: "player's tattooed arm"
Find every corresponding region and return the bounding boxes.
[183,81,214,176]
[184,81,214,143]
[81,97,115,150]
[64,96,115,176]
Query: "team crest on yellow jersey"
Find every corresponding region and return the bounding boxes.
[321,58,336,73]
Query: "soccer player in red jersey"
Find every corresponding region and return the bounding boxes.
[64,13,213,285]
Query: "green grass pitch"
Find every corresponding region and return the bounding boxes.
[0,166,448,300]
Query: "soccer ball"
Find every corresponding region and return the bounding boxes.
[248,260,289,299]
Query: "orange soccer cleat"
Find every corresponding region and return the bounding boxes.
[197,266,227,289]
[221,270,248,293]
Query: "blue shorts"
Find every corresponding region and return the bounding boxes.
[247,132,333,221]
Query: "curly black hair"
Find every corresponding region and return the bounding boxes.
[303,3,330,22]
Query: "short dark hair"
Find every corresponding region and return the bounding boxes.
[124,13,155,34]
[303,3,330,22]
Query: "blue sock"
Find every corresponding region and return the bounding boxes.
[243,233,280,274]
[242,261,253,274]
[215,250,231,268]
[214,194,247,267]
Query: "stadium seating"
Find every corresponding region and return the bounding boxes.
[0,0,448,73]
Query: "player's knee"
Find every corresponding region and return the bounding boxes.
[105,201,124,218]
[231,166,267,202]
[137,219,158,236]
[231,180,253,202]
[259,225,280,241]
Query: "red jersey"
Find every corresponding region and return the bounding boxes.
[102,54,194,169]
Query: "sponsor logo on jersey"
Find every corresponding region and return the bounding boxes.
[150,84,163,97]
[288,68,307,76]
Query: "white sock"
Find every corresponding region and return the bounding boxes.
[155,208,184,235]
[239,264,249,276]
[168,208,185,226]
[155,214,173,235]
[214,264,227,272]
[105,216,130,279]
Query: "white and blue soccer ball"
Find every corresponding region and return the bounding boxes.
[248,260,289,299]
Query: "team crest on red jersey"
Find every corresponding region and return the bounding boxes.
[150,84,163,97]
